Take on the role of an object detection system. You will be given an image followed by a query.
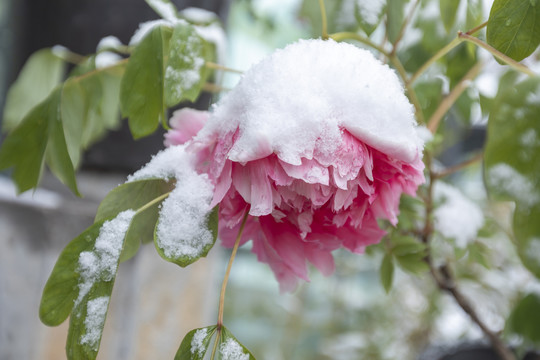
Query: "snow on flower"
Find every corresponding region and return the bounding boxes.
[167,39,425,291]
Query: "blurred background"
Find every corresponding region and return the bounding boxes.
[1,0,540,359]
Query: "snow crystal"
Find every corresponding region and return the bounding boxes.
[147,0,179,22]
[489,163,539,207]
[80,296,109,350]
[95,52,122,69]
[220,338,249,360]
[190,328,209,356]
[127,145,215,260]
[196,39,422,165]
[181,7,218,23]
[97,36,123,51]
[76,210,135,305]
[357,0,385,26]
[433,182,484,248]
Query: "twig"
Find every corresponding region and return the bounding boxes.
[466,21,488,35]
[205,62,243,74]
[319,0,329,40]
[458,32,536,77]
[429,263,516,360]
[427,61,484,133]
[389,0,420,56]
[210,210,249,360]
[422,159,516,360]
[330,32,390,56]
[203,82,231,93]
[432,152,484,179]
[409,37,462,85]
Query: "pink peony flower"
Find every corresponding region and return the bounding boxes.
[167,39,425,292]
[164,108,208,147]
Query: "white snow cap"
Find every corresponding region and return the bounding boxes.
[197,39,422,164]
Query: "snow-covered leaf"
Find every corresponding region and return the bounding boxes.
[154,204,218,267]
[145,0,179,22]
[96,178,174,262]
[164,22,213,107]
[220,326,257,360]
[2,48,65,133]
[40,211,135,360]
[175,326,217,360]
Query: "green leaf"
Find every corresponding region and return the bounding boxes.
[507,293,540,344]
[395,253,430,274]
[175,326,217,360]
[467,241,491,268]
[386,0,408,44]
[414,78,444,121]
[487,0,540,62]
[0,87,79,195]
[154,205,219,267]
[164,22,213,107]
[39,220,107,326]
[3,48,65,132]
[391,236,427,257]
[95,178,174,262]
[45,88,80,195]
[380,254,394,293]
[0,94,50,193]
[120,25,171,139]
[440,0,461,33]
[484,73,540,278]
[220,326,257,360]
[145,0,179,21]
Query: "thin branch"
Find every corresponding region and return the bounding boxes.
[422,158,516,360]
[205,61,243,74]
[429,263,516,360]
[458,32,536,77]
[427,61,484,133]
[330,32,390,56]
[466,21,488,35]
[210,210,249,360]
[389,0,421,56]
[409,37,463,84]
[203,82,231,93]
[432,152,484,179]
[319,0,329,40]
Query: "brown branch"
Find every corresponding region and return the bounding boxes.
[422,157,516,360]
[432,152,484,179]
[428,263,516,360]
[427,61,484,133]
